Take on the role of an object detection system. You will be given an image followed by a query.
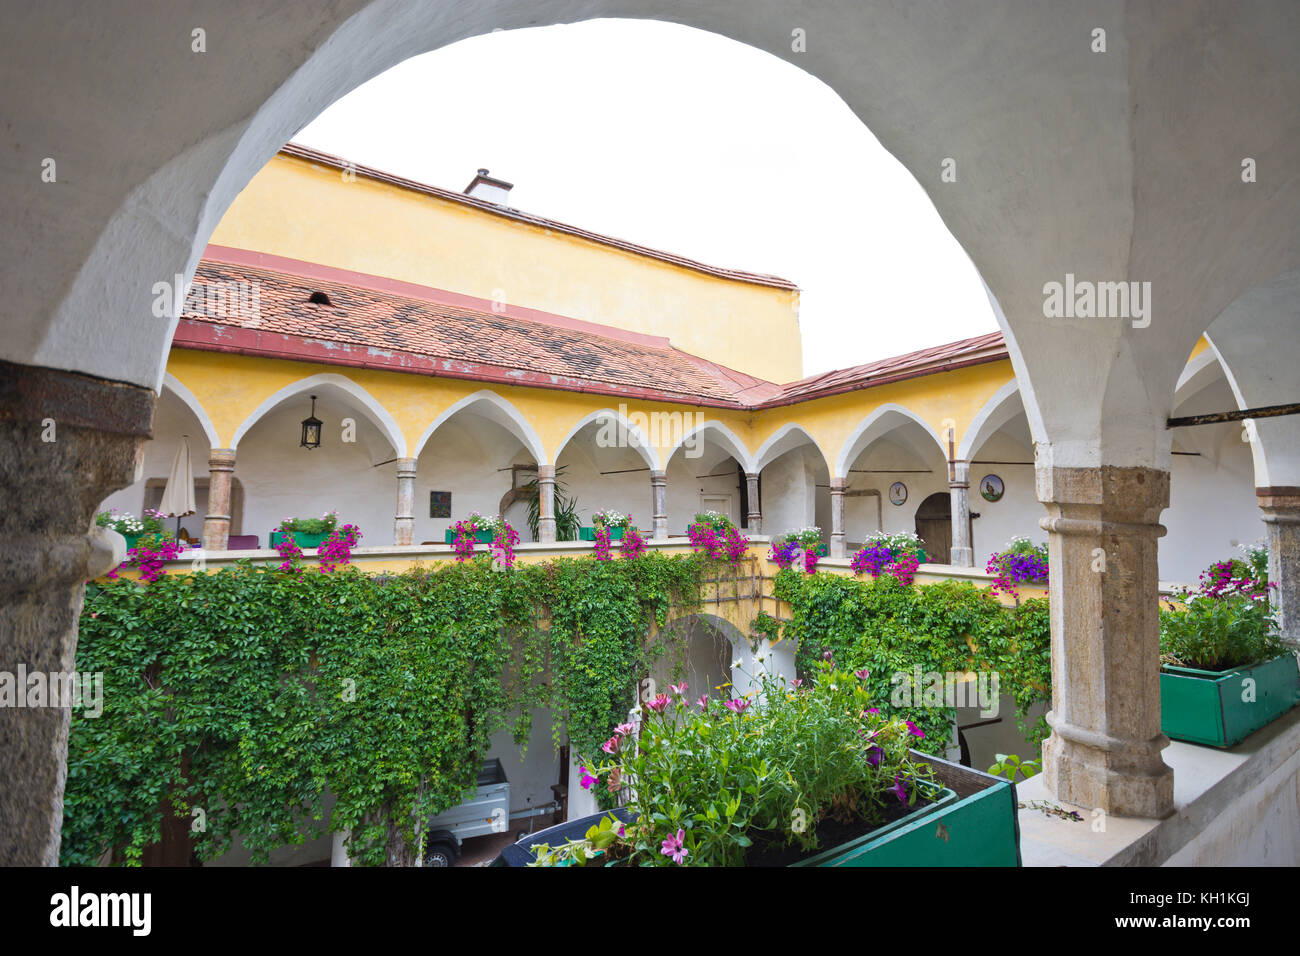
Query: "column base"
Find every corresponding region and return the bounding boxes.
[1042,714,1174,818]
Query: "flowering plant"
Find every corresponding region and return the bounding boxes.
[688,520,750,566]
[691,510,734,533]
[275,511,339,535]
[106,538,187,584]
[546,661,936,867]
[985,536,1048,599]
[1160,550,1281,671]
[591,510,631,530]
[592,526,614,562]
[452,513,517,565]
[621,527,648,560]
[318,524,363,573]
[770,528,824,574]
[769,538,801,570]
[851,532,923,586]
[95,508,171,539]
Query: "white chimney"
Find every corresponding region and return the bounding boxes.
[463,168,513,205]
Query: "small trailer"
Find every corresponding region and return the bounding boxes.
[421,759,561,866]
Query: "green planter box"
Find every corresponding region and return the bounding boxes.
[122,534,140,551]
[1160,653,1300,748]
[493,750,1019,867]
[444,529,495,544]
[578,526,627,541]
[270,530,330,550]
[795,751,1020,867]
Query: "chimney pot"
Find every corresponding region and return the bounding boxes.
[464,168,513,205]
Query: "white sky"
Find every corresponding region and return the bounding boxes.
[294,19,998,380]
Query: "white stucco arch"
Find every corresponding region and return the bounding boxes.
[666,420,755,474]
[162,373,221,449]
[413,389,547,465]
[229,372,406,456]
[835,404,948,479]
[957,379,1023,461]
[753,423,830,475]
[552,408,661,472]
[1173,349,1226,410]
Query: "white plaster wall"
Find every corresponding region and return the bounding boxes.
[556,426,653,533]
[843,434,949,553]
[760,446,818,539]
[967,424,1042,569]
[483,707,564,820]
[665,445,744,535]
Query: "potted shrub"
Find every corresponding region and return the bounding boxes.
[1159,562,1299,748]
[95,508,171,551]
[580,509,631,541]
[271,511,340,550]
[495,660,1020,867]
[687,512,750,566]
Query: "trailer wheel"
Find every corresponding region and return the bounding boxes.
[424,843,455,867]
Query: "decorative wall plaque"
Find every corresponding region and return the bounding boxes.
[889,481,908,506]
[979,474,1005,502]
[430,491,451,518]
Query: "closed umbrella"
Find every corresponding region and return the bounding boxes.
[158,435,197,541]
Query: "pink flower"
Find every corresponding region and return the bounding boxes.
[890,775,909,803]
[905,720,925,738]
[790,678,803,689]
[601,736,620,754]
[696,695,709,710]
[644,693,671,713]
[669,682,689,696]
[579,766,597,791]
[855,669,870,680]
[614,722,635,737]
[723,698,751,715]
[660,829,689,865]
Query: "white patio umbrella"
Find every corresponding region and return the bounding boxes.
[158,435,197,540]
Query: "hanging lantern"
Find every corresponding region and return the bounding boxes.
[300,395,323,449]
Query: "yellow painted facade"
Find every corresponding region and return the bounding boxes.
[210,152,803,383]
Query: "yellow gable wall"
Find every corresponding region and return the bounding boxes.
[208,154,803,384]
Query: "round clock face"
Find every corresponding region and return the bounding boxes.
[889,481,908,506]
[980,474,1005,502]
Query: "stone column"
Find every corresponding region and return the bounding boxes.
[949,459,974,566]
[1257,487,1300,648]
[650,470,668,540]
[202,448,235,551]
[0,359,154,865]
[393,458,417,546]
[745,472,761,534]
[537,465,556,543]
[1037,465,1174,819]
[829,477,847,558]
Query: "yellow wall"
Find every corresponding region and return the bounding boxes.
[210,153,803,383]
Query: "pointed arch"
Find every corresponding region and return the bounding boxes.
[413,388,547,464]
[229,372,405,456]
[956,379,1023,461]
[552,407,661,471]
[665,420,755,473]
[162,373,221,449]
[835,403,948,478]
[753,422,830,474]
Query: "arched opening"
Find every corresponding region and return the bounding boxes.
[913,492,952,565]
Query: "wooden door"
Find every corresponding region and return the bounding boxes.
[914,492,952,564]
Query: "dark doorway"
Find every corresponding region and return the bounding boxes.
[914,492,951,564]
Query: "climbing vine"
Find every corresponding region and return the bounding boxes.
[63,552,704,867]
[773,570,1052,751]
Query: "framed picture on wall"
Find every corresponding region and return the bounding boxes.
[889,481,907,506]
[430,491,451,518]
[980,475,1005,502]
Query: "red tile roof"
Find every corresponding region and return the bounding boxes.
[175,255,1009,409]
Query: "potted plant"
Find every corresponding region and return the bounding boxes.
[443,510,496,545]
[1159,560,1299,748]
[495,660,1020,867]
[850,531,927,586]
[687,512,750,566]
[580,509,631,541]
[985,536,1048,600]
[270,511,340,549]
[95,508,171,551]
[769,527,825,573]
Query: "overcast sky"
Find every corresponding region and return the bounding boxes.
[294,19,998,380]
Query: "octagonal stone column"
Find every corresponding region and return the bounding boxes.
[829,477,847,558]
[202,448,235,551]
[393,458,416,546]
[0,359,153,865]
[744,472,761,534]
[1258,487,1300,648]
[537,465,556,543]
[1037,465,1174,819]
[650,470,668,540]
[949,460,974,567]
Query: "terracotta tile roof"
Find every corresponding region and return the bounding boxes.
[280,144,799,291]
[177,255,1008,409]
[760,332,1007,407]
[181,259,758,404]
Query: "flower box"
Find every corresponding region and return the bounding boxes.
[122,534,141,552]
[578,526,626,541]
[444,529,495,544]
[270,531,330,550]
[491,751,1019,867]
[1160,653,1300,748]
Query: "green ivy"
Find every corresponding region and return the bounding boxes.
[63,553,703,867]
[772,570,1052,753]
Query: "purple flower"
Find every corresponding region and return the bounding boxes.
[905,720,925,738]
[822,650,833,662]
[855,669,870,680]
[865,746,884,766]
[660,829,689,865]
[890,775,909,803]
[579,766,597,791]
